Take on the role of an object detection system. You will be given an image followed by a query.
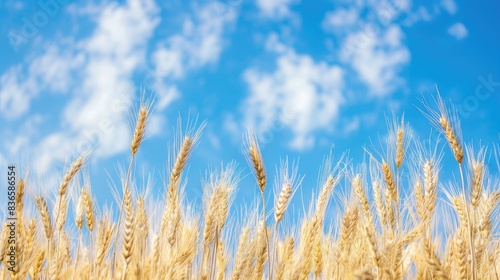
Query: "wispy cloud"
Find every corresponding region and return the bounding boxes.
[322,2,411,96]
[322,8,359,31]
[441,0,457,14]
[0,46,83,119]
[151,2,238,111]
[0,67,37,119]
[255,0,298,19]
[152,2,237,81]
[341,25,410,96]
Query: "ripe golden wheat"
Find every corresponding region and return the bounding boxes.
[1,95,499,280]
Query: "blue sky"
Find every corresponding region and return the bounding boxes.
[1,0,499,221]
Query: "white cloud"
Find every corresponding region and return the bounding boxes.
[29,46,84,93]
[56,0,160,164]
[341,117,360,135]
[322,8,359,31]
[320,0,462,96]
[5,115,43,155]
[371,0,412,24]
[240,37,344,150]
[341,24,410,96]
[150,2,238,114]
[256,0,297,19]
[320,1,413,96]
[402,1,461,26]
[147,113,165,137]
[0,46,83,119]
[402,6,433,26]
[0,66,35,119]
[448,22,468,40]
[84,0,158,56]
[152,48,184,79]
[152,3,237,81]
[441,0,457,14]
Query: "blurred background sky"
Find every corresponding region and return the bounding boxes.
[1,0,499,225]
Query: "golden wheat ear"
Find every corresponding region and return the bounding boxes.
[385,113,412,171]
[129,96,155,157]
[130,106,148,156]
[275,180,292,225]
[58,153,87,196]
[418,90,464,165]
[167,115,207,189]
[463,145,487,208]
[273,158,302,224]
[244,130,267,194]
[352,173,374,226]
[160,116,206,246]
[36,195,53,240]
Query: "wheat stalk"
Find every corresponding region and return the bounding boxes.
[122,189,135,266]
[131,106,148,156]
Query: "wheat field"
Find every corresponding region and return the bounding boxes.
[1,94,499,280]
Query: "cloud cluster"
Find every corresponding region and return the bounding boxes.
[341,25,410,96]
[242,36,344,149]
[236,0,422,149]
[0,0,238,181]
